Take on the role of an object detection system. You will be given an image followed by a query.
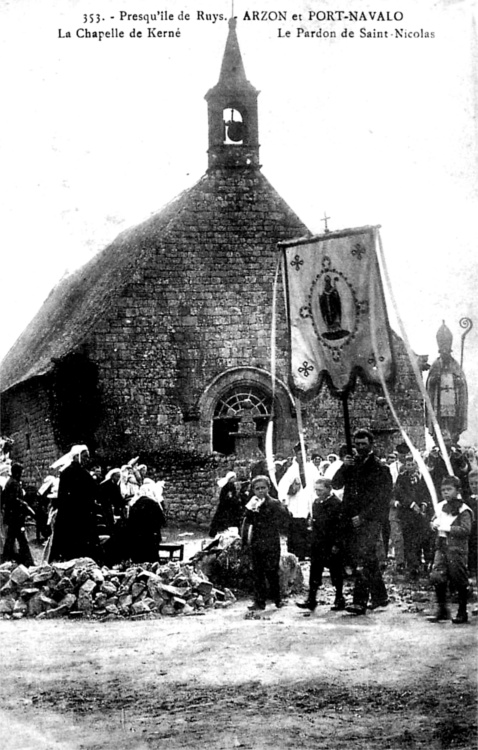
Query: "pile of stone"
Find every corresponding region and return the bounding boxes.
[0,558,235,620]
[192,533,304,596]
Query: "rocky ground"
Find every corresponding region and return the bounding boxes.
[1,530,476,749]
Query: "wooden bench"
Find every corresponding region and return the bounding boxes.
[158,543,184,563]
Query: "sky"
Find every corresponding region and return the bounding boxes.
[1,0,477,442]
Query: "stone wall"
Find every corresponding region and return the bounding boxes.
[159,455,230,529]
[87,169,306,457]
[1,377,60,485]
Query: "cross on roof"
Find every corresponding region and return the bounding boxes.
[321,212,331,233]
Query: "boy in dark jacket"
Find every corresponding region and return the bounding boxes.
[394,455,432,579]
[242,475,290,611]
[296,477,345,611]
[429,475,473,624]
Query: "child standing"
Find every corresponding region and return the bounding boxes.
[430,475,473,624]
[296,477,345,611]
[394,455,432,580]
[242,475,290,611]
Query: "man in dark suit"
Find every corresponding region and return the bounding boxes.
[332,429,393,615]
[2,463,34,567]
[426,429,471,500]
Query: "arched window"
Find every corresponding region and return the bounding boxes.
[213,386,272,456]
[223,107,244,144]
[198,367,296,458]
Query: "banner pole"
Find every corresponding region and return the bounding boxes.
[294,396,307,488]
[340,391,353,454]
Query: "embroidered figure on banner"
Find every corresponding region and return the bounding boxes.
[310,265,356,345]
[319,274,349,340]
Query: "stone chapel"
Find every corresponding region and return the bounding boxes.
[0,19,426,525]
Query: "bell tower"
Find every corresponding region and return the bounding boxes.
[205,17,260,170]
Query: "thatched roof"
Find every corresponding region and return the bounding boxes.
[0,183,198,394]
[0,170,307,394]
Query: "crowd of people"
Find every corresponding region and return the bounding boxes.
[209,428,477,623]
[0,429,476,624]
[0,442,167,569]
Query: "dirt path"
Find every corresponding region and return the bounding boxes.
[1,581,476,749]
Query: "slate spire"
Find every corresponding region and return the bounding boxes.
[218,16,247,84]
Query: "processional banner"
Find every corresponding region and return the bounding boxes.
[282,225,394,398]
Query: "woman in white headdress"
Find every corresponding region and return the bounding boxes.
[120,464,140,502]
[127,481,167,563]
[209,471,243,537]
[49,445,101,563]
